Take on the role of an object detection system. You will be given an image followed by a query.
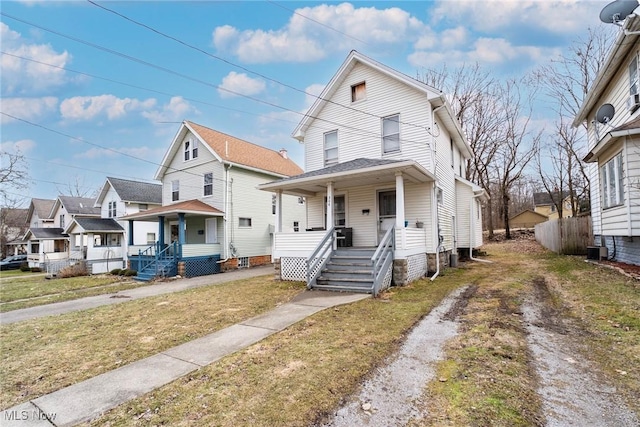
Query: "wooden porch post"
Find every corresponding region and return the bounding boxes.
[128,220,134,246]
[158,215,165,246]
[326,181,334,228]
[395,172,406,228]
[178,213,186,245]
[275,190,283,233]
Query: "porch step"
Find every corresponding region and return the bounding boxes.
[311,248,376,294]
[134,259,176,282]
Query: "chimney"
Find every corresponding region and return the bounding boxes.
[279,148,288,159]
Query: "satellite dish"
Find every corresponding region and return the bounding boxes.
[596,103,615,124]
[600,0,639,24]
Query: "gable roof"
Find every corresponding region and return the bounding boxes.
[291,50,472,158]
[155,121,304,180]
[24,228,67,240]
[55,196,101,216]
[26,198,56,222]
[510,209,549,221]
[95,177,162,206]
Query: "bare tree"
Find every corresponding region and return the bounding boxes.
[0,150,30,208]
[419,63,504,237]
[56,175,98,198]
[529,26,615,213]
[492,79,541,239]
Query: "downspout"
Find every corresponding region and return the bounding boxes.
[470,193,492,263]
[430,185,442,281]
[218,163,233,264]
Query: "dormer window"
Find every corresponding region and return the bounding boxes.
[184,139,198,161]
[351,82,366,102]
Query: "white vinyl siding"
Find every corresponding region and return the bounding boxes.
[304,62,437,173]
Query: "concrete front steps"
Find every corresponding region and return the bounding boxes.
[313,248,376,293]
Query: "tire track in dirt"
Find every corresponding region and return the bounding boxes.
[523,276,639,427]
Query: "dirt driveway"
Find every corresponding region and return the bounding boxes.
[322,235,639,426]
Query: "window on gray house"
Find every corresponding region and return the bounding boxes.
[204,173,213,196]
[172,180,179,201]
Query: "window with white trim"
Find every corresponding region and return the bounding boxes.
[351,82,366,102]
[324,130,338,166]
[601,152,624,209]
[204,172,213,196]
[239,217,252,227]
[146,233,156,244]
[436,187,443,205]
[382,114,400,153]
[172,180,179,201]
[108,201,117,218]
[184,139,198,161]
[630,55,639,96]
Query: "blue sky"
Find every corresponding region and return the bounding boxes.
[1,0,612,203]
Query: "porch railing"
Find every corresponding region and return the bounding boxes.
[306,227,335,289]
[137,241,178,277]
[371,225,394,296]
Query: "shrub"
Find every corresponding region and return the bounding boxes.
[58,263,88,278]
[110,268,123,275]
[30,267,42,273]
[123,269,137,277]
[19,262,30,272]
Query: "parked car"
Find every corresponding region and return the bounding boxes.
[0,254,28,271]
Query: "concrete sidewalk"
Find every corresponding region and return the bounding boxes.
[1,288,369,426]
[1,265,274,325]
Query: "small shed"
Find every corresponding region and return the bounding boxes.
[510,209,548,229]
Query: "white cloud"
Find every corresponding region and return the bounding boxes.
[0,97,58,124]
[304,83,326,109]
[0,139,36,154]
[60,95,156,121]
[430,0,602,35]
[218,72,266,99]
[1,22,71,95]
[142,96,198,123]
[212,3,426,63]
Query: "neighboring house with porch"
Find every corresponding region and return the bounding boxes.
[1,208,28,258]
[122,121,306,281]
[63,177,163,274]
[259,50,486,295]
[574,13,640,265]
[25,196,100,269]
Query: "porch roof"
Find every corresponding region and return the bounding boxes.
[67,218,124,234]
[25,228,67,240]
[120,199,224,222]
[257,158,436,196]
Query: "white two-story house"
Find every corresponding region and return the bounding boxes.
[259,51,486,295]
[574,12,640,266]
[122,120,306,280]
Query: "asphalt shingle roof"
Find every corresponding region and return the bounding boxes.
[28,228,67,239]
[58,196,101,216]
[73,217,124,232]
[107,177,162,204]
[31,198,56,220]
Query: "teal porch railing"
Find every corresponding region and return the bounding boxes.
[137,241,179,279]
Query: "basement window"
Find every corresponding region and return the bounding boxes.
[238,256,249,268]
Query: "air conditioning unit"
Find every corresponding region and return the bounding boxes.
[627,93,640,112]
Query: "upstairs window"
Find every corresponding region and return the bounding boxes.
[382,114,400,154]
[351,82,366,102]
[59,214,65,228]
[602,152,624,209]
[204,172,213,196]
[108,201,117,218]
[172,180,179,201]
[630,55,639,96]
[184,139,199,161]
[324,130,338,166]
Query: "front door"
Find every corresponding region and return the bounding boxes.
[378,190,396,242]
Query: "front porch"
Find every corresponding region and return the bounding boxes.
[259,159,446,292]
[122,200,225,281]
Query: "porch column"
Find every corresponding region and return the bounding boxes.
[326,181,334,229]
[395,172,406,228]
[128,220,134,246]
[158,216,165,246]
[275,190,283,233]
[178,213,186,245]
